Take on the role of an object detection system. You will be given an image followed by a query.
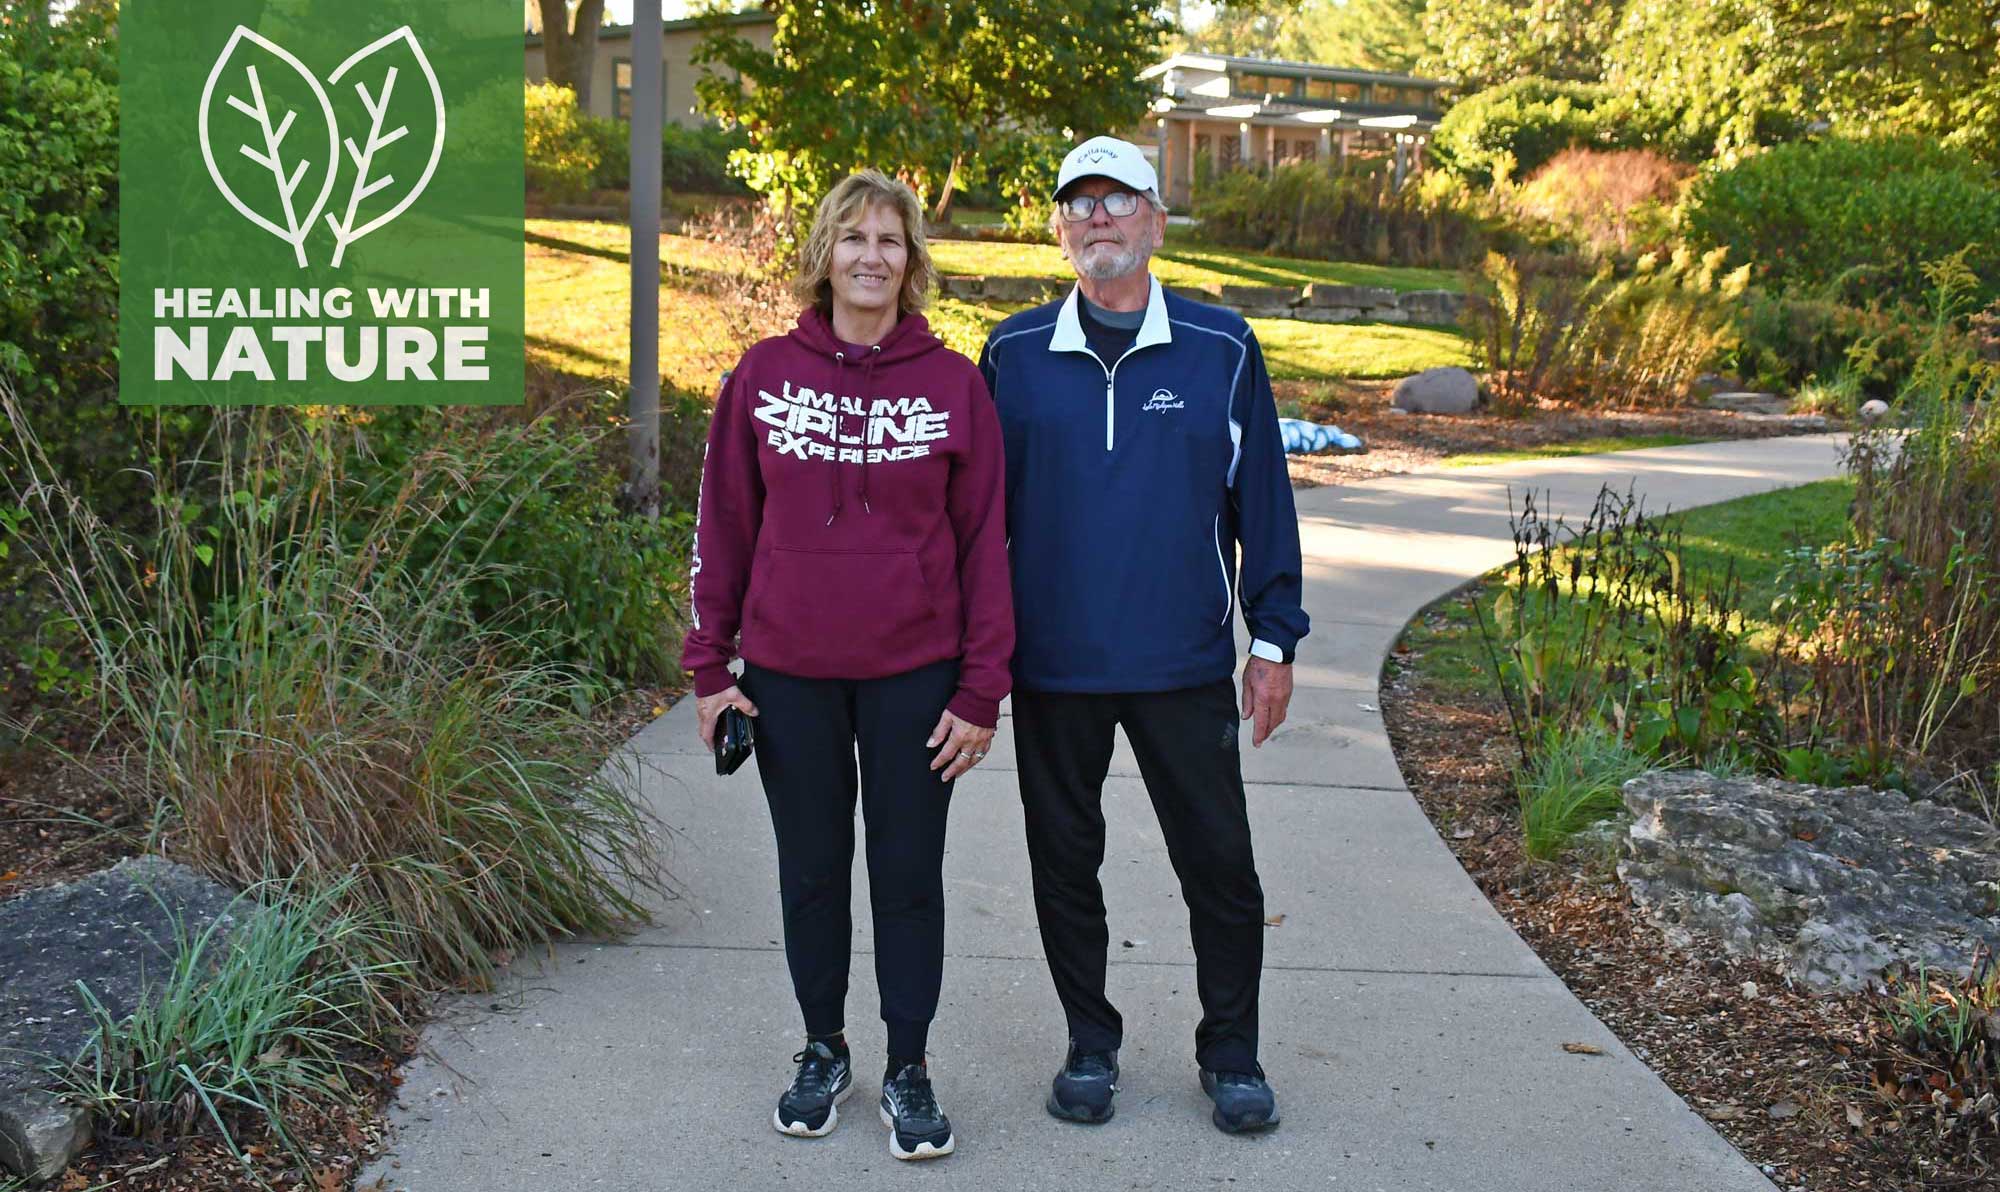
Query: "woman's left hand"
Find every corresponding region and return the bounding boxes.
[927,710,995,781]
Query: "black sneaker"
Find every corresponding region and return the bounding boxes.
[773,1041,853,1138]
[1200,1064,1280,1134]
[1046,1040,1118,1123]
[878,1062,955,1160]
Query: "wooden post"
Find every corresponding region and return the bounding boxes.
[627,0,662,518]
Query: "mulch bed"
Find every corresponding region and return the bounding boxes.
[1380,599,1986,1191]
[1279,380,1831,487]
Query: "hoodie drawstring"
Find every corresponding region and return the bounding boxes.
[859,344,881,515]
[825,344,884,525]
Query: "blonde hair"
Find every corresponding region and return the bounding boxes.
[791,170,936,316]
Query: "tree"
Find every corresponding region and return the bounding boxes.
[695,1,1168,220]
[1603,0,1801,160]
[1419,0,1623,92]
[1195,0,1433,76]
[537,0,607,110]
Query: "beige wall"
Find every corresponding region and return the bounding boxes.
[524,21,774,128]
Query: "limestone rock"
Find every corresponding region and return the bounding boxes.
[1395,289,1465,325]
[1217,283,1301,311]
[938,275,984,300]
[1859,399,1890,423]
[1304,282,1395,310]
[1391,367,1481,415]
[1,857,241,1181]
[979,275,1060,305]
[1294,306,1363,324]
[1706,391,1792,415]
[1616,771,2000,991]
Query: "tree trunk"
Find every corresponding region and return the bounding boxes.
[537,0,607,112]
[929,153,963,224]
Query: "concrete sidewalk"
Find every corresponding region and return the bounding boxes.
[366,434,1845,1192]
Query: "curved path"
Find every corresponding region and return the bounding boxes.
[368,433,1845,1192]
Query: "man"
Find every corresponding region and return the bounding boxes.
[977,136,1308,1135]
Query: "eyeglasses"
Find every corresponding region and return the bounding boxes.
[1057,190,1143,222]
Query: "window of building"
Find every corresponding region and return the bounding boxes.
[1305,78,1336,101]
[1221,133,1241,170]
[1296,139,1316,162]
[612,57,664,121]
[1336,80,1363,103]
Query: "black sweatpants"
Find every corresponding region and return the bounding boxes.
[740,657,960,1061]
[1013,679,1265,1073]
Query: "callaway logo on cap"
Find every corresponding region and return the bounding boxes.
[1054,135,1159,201]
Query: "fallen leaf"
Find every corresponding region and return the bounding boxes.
[1562,1042,1604,1055]
[1451,827,1475,840]
[1846,1103,1867,1132]
[1264,913,1286,927]
[0,870,17,882]
[316,1166,347,1192]
[1768,1100,1801,1119]
[1703,1104,1746,1121]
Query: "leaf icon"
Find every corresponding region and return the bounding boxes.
[323,27,447,268]
[199,26,339,269]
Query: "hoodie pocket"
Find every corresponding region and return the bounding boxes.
[746,546,938,672]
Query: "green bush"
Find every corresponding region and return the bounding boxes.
[1430,77,1686,187]
[525,80,601,202]
[664,122,749,195]
[0,0,118,406]
[1725,289,1936,397]
[1196,161,1489,269]
[1679,137,2000,309]
[356,409,693,685]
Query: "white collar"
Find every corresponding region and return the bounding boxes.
[1049,275,1171,358]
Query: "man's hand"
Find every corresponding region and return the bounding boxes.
[696,685,759,750]
[927,710,995,782]
[1240,656,1293,749]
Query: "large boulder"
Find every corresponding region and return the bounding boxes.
[1,858,241,1181]
[1617,771,2000,991]
[1705,391,1792,415]
[1391,367,1481,414]
[1217,283,1302,313]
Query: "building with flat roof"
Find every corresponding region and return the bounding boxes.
[1136,53,1450,208]
[523,10,774,128]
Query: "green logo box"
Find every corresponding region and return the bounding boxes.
[120,0,525,405]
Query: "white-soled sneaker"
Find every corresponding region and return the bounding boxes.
[773,1040,853,1137]
[878,1062,955,1160]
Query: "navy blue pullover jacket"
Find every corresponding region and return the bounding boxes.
[978,278,1309,693]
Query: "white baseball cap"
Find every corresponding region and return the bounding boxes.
[1053,135,1158,201]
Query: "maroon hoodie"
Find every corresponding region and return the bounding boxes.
[681,307,1014,727]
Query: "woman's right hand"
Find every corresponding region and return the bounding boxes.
[696,684,759,751]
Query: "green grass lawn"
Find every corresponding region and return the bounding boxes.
[927,236,1461,294]
[1444,435,1704,467]
[1399,477,1857,698]
[527,216,1475,396]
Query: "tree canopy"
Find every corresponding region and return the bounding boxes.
[695,1,1168,218]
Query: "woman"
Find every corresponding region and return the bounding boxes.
[681,170,1012,1162]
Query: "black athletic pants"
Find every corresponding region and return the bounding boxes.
[1013,680,1265,1073]
[741,658,959,1061]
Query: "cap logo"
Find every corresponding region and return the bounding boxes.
[1079,147,1117,164]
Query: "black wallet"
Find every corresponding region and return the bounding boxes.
[714,705,754,776]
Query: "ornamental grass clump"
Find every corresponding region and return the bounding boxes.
[1,380,667,991]
[53,874,414,1163]
[1867,956,2000,1165]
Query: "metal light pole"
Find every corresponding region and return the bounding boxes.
[627,0,663,518]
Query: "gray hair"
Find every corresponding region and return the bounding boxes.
[1048,186,1168,240]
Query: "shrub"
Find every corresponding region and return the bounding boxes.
[3,390,669,989]
[1775,254,2000,802]
[663,122,749,195]
[1724,289,1936,397]
[1867,958,2000,1158]
[1430,77,1684,187]
[1462,246,1744,409]
[1478,484,1776,768]
[1517,724,1648,860]
[1195,161,1489,269]
[355,410,693,684]
[54,874,413,1162]
[525,81,601,202]
[1510,148,1691,258]
[1679,137,2000,309]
